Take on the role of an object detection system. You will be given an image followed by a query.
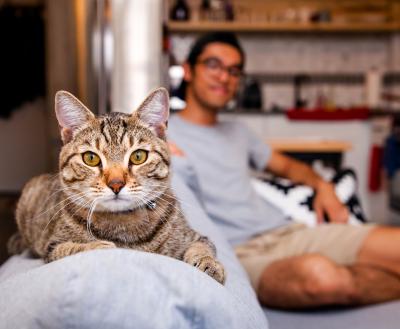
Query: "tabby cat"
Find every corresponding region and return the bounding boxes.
[8,88,225,284]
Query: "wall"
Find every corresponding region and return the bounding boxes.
[0,99,48,192]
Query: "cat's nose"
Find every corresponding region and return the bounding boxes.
[108,179,125,194]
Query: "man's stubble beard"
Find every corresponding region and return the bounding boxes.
[191,85,229,115]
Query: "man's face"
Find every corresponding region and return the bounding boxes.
[185,42,243,111]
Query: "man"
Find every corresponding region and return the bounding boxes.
[168,32,400,309]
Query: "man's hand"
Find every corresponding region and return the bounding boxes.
[266,151,350,224]
[313,181,349,224]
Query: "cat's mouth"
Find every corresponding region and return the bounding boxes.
[112,195,129,201]
[102,195,132,204]
[98,195,136,212]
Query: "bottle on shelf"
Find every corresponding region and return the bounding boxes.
[365,67,382,110]
[200,0,211,21]
[224,0,234,21]
[170,0,190,21]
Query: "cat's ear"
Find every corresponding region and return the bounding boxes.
[55,91,95,144]
[135,88,169,139]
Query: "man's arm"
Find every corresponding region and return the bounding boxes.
[266,150,349,224]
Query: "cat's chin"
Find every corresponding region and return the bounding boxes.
[97,198,138,212]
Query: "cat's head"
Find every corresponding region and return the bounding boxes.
[55,88,170,212]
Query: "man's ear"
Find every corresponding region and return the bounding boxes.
[135,87,169,139]
[183,62,192,83]
[55,91,95,144]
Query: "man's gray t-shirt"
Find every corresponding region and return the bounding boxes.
[168,115,288,246]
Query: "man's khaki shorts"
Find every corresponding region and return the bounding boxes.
[235,223,375,290]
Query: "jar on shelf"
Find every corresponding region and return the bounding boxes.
[208,0,226,21]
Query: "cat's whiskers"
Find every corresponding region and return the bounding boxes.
[41,192,92,234]
[42,185,75,199]
[34,185,81,213]
[126,188,159,208]
[145,201,169,225]
[68,197,94,220]
[34,190,90,223]
[150,195,186,219]
[144,181,195,208]
[140,190,187,221]
[135,194,169,227]
[86,198,100,241]
[65,197,100,240]
[117,179,193,218]
[131,198,144,212]
[136,196,152,224]
[131,185,168,205]
[144,185,196,212]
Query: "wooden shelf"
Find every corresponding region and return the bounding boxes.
[168,21,400,33]
[267,139,352,153]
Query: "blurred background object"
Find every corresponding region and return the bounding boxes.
[170,0,190,21]
[111,0,163,113]
[0,2,45,119]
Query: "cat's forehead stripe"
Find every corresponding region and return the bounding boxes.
[100,116,133,146]
[100,120,110,144]
[119,120,128,144]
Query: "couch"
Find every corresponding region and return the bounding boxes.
[1,161,400,329]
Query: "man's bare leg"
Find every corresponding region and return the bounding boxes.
[258,253,400,309]
[357,226,400,274]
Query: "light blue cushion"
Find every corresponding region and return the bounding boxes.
[0,171,268,329]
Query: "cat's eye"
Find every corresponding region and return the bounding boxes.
[130,149,148,165]
[82,151,101,167]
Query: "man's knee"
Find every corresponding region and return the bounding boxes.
[298,254,357,304]
[258,254,358,307]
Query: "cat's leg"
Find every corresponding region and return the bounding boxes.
[183,237,225,284]
[45,240,116,262]
[7,232,27,255]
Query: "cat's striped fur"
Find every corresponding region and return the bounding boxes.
[8,88,225,284]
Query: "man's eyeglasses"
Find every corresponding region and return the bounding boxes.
[197,57,243,78]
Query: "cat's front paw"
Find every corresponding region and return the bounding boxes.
[91,240,117,250]
[192,256,225,284]
[46,240,117,263]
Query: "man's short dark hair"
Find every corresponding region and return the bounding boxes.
[174,32,245,100]
[186,32,245,68]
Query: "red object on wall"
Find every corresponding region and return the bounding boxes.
[368,145,384,192]
[286,108,370,121]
